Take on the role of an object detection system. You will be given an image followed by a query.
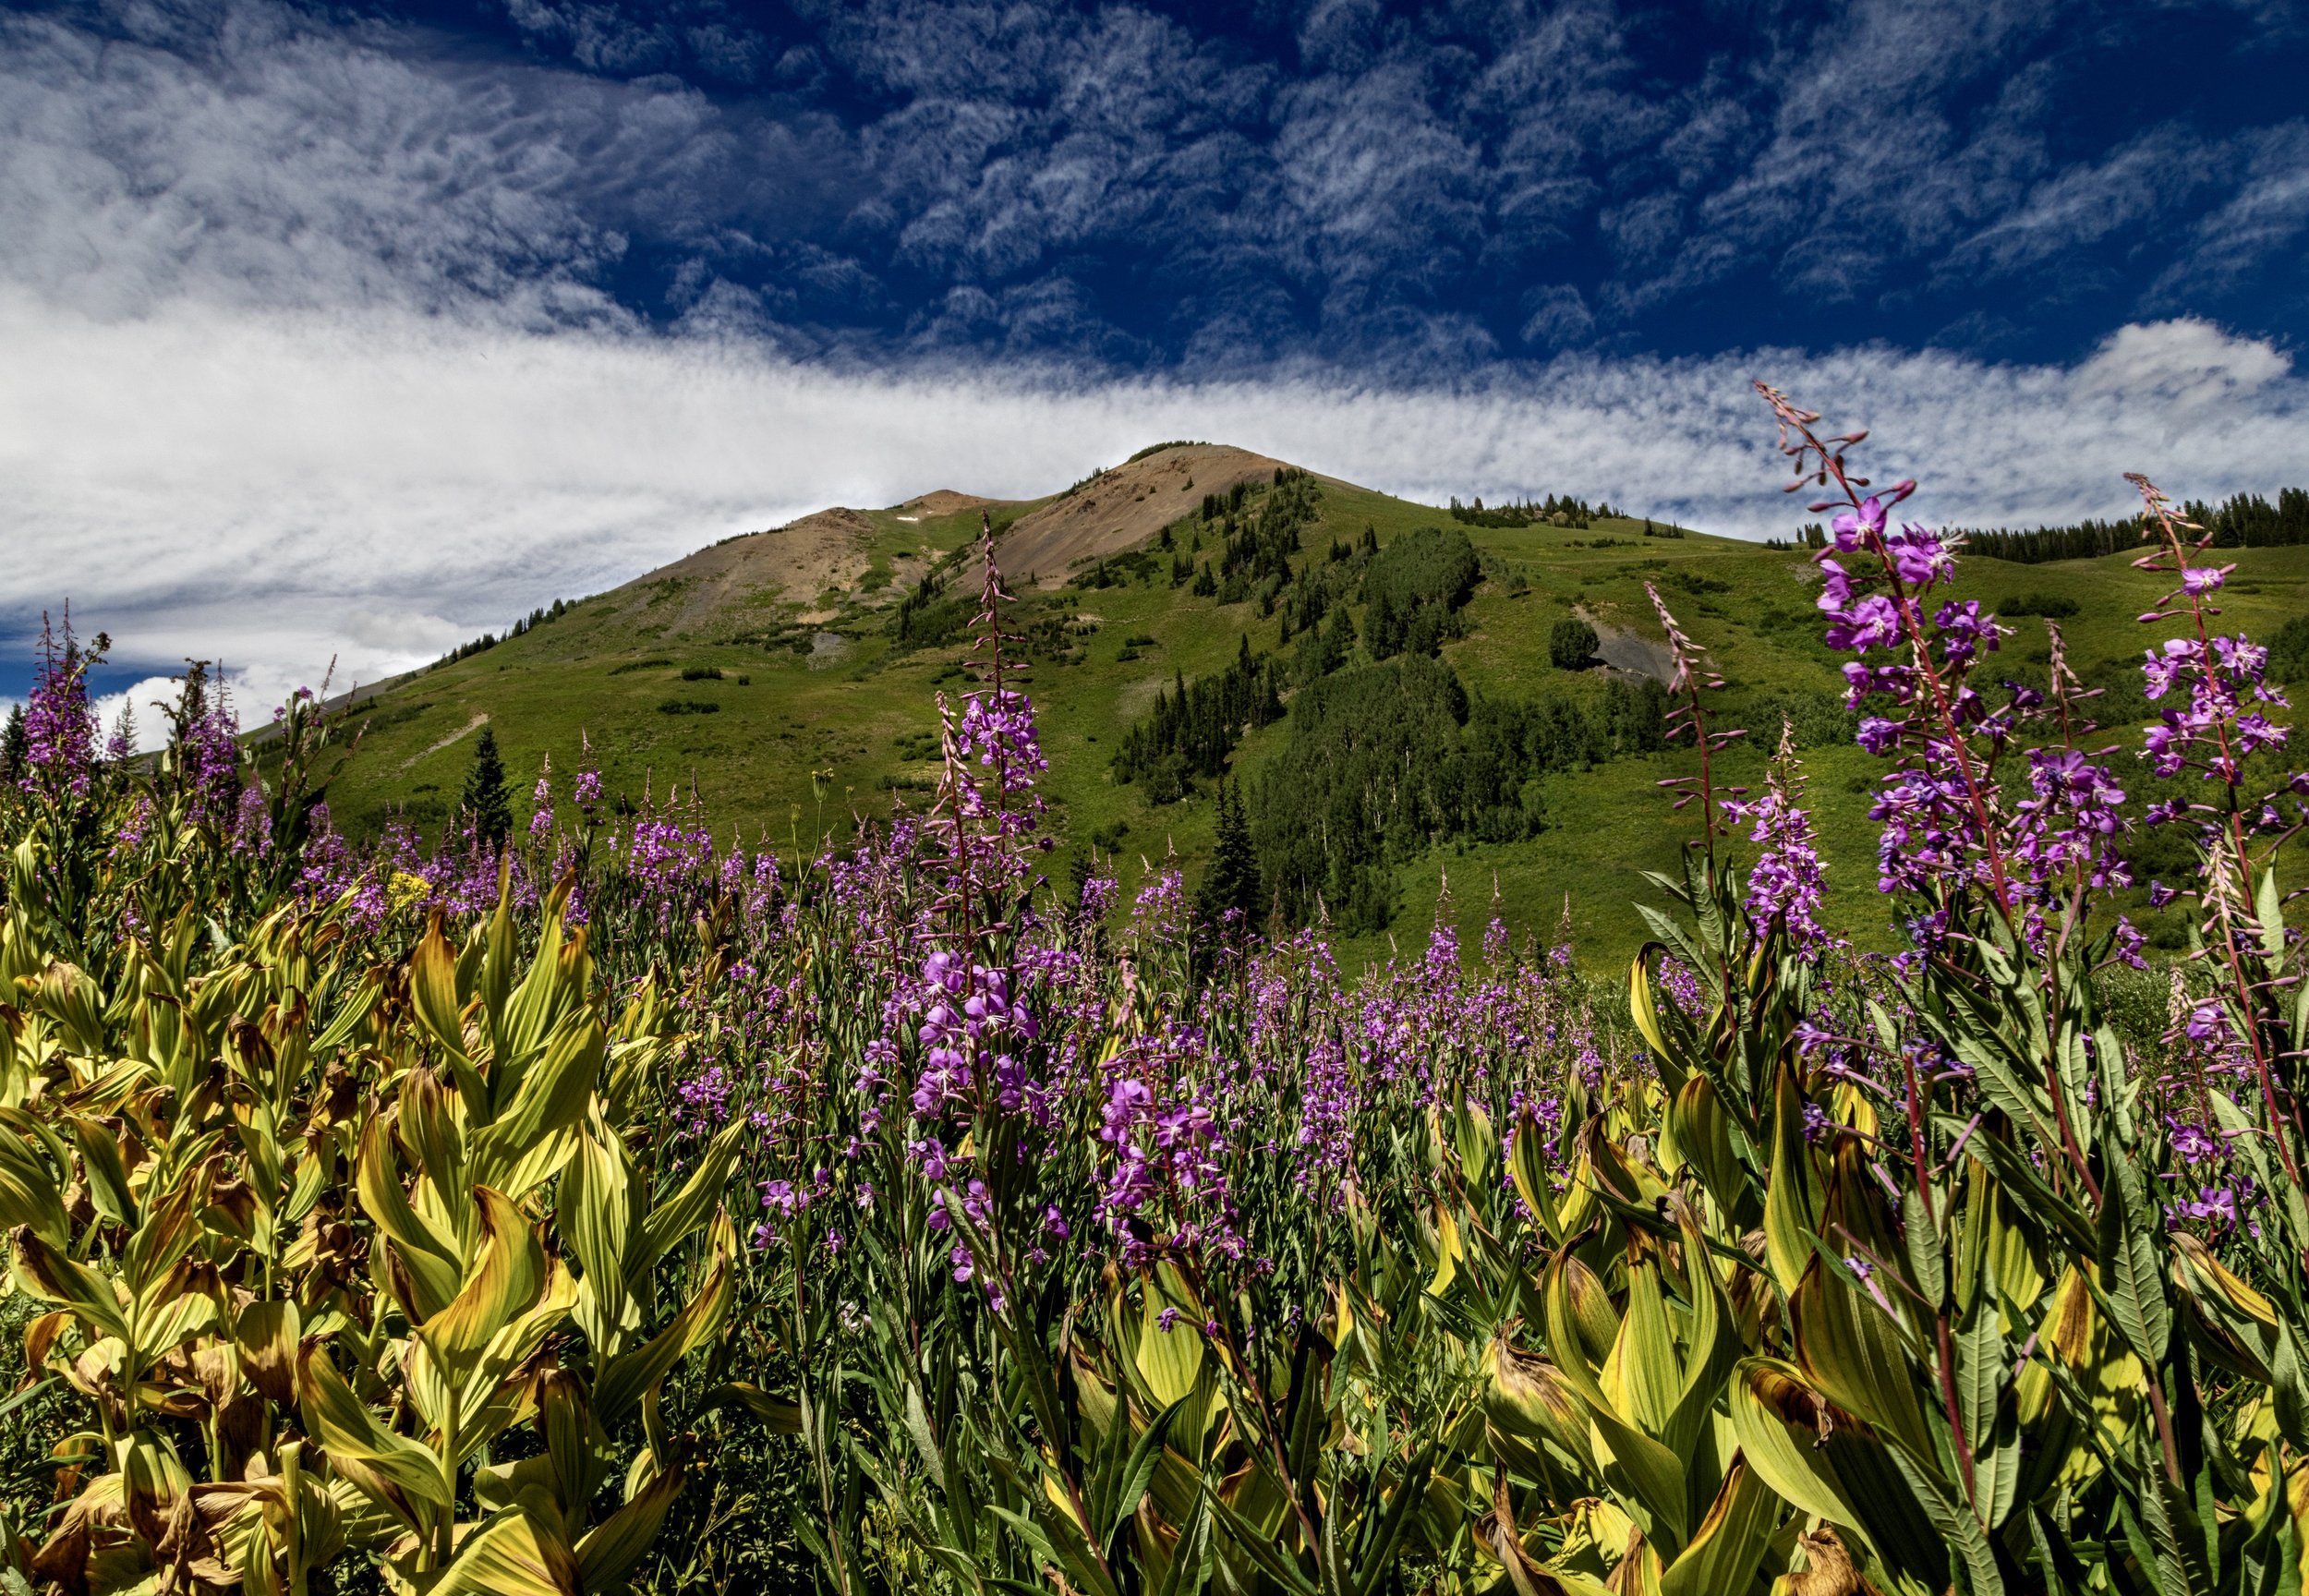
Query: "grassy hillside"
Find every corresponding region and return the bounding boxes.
[309,446,2309,968]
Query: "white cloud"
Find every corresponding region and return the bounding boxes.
[2155,123,2309,299]
[2070,316,2291,412]
[5,289,2305,713]
[91,676,189,755]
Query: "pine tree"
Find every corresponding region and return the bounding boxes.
[462,725,513,851]
[0,704,25,784]
[1197,780,1263,930]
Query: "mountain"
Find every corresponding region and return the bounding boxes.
[304,443,2309,966]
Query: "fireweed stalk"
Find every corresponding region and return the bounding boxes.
[1755,385,2109,1505]
[2129,474,2308,1186]
[1756,383,2114,1203]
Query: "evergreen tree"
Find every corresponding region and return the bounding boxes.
[1197,780,1263,930]
[461,725,514,851]
[0,704,25,784]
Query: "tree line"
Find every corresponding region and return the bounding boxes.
[1445,492,1620,529]
[429,596,577,670]
[1952,486,2309,563]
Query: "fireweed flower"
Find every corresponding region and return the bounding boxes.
[1765,391,2027,911]
[529,754,555,842]
[1725,722,1838,960]
[1657,958,1705,1018]
[183,691,243,826]
[21,611,103,801]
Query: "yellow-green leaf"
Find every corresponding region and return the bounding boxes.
[1657,1457,1779,1596]
[429,1508,580,1596]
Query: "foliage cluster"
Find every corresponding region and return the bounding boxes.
[1445,495,1618,529]
[1110,643,1287,804]
[1362,528,1481,660]
[1249,657,1668,931]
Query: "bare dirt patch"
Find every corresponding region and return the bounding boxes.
[998,444,1289,587]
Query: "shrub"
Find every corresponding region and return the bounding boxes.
[2268,612,2309,682]
[1549,615,1599,669]
[1249,655,1664,929]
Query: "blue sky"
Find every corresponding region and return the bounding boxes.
[3,0,2307,723]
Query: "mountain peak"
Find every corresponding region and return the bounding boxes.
[998,441,1291,586]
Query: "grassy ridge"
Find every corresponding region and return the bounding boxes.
[313,453,2309,966]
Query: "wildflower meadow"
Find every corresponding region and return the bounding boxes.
[4,387,2307,1596]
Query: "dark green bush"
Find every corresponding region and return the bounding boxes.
[1549,616,1599,669]
[1250,657,1665,931]
[2001,590,2080,619]
[2269,613,2309,683]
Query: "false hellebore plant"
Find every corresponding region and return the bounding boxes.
[3,855,745,1595]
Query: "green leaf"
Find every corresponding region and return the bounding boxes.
[595,1219,732,1425]
[2096,1130,2171,1367]
[637,1119,745,1272]
[428,1507,580,1596]
[1884,1444,2002,1596]
[1542,1250,1691,1549]
[1789,1258,1938,1468]
[424,1185,550,1375]
[409,915,474,1074]
[469,1015,602,1194]
[1348,1439,1435,1596]
[7,1226,129,1346]
[574,1456,685,1591]
[1205,1486,1322,1596]
[67,1116,136,1228]
[716,1383,805,1433]
[0,1117,68,1248]
[296,1345,453,1519]
[354,1118,461,1321]
[1112,1396,1189,1540]
[1728,1360,1866,1532]
[1137,1283,1204,1407]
